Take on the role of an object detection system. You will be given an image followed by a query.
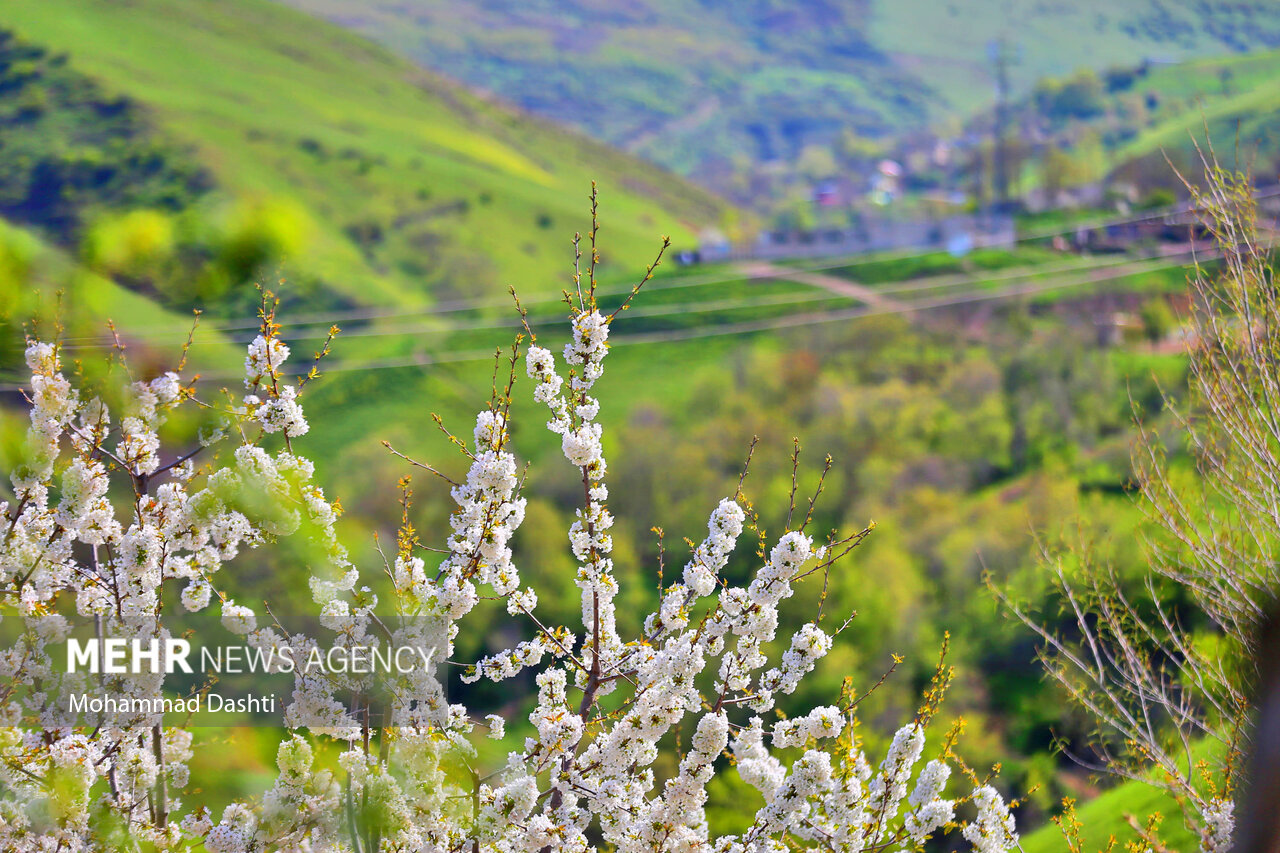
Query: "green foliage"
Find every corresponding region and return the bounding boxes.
[1040,145,1089,199]
[82,209,175,276]
[1035,70,1108,124]
[74,198,319,315]
[0,30,211,241]
[1011,47,1280,196]
[0,218,245,385]
[1139,297,1177,341]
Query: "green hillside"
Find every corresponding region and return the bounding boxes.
[994,48,1280,196]
[2,0,726,319]
[1111,49,1280,179]
[870,0,1280,116]
[272,0,933,177]
[1021,777,1198,853]
[275,0,1280,182]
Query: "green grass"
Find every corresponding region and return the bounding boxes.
[1136,48,1280,99]
[1021,777,1199,853]
[1115,54,1280,164]
[0,218,243,383]
[1011,46,1280,190]
[4,0,727,314]
[272,0,932,173]
[817,246,1061,286]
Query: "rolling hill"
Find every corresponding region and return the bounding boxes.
[274,0,1280,183]
[984,47,1280,197]
[1,0,727,322]
[1108,49,1280,181]
[0,0,738,505]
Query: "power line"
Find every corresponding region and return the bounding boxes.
[1,248,1204,392]
[52,185,1279,346]
[10,186,1271,390]
[59,286,856,350]
[54,245,1193,352]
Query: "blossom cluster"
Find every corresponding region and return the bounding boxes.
[0,327,351,851]
[1200,796,1234,853]
[0,287,1033,852]
[343,301,1020,853]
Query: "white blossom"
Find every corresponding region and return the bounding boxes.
[0,287,1032,853]
[1201,797,1234,853]
[962,785,1019,853]
[221,601,257,635]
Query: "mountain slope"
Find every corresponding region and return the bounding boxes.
[982,47,1280,195]
[272,0,935,177]
[1110,49,1280,176]
[274,0,1280,183]
[3,0,726,315]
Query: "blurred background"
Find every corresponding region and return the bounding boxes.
[2,0,1278,846]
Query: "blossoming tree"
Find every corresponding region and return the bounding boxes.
[0,205,1021,852]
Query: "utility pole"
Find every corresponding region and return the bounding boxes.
[988,38,1019,212]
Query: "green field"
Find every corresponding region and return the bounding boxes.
[1022,777,1199,853]
[870,0,1280,116]
[1115,49,1280,169]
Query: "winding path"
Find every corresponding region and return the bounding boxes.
[734,260,906,310]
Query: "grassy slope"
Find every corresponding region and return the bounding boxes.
[1021,778,1198,853]
[870,0,1280,118]
[1114,49,1280,166]
[1028,47,1280,187]
[0,219,243,384]
[5,0,726,312]
[277,0,1280,175]
[979,46,1280,194]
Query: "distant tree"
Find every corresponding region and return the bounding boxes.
[1139,296,1177,342]
[1034,70,1107,124]
[772,192,818,233]
[1103,66,1139,93]
[1039,145,1079,202]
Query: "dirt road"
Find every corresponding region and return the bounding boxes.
[734,260,907,310]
